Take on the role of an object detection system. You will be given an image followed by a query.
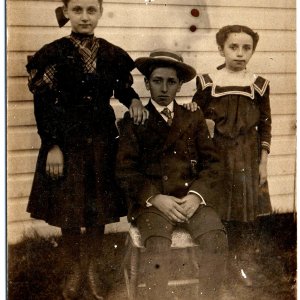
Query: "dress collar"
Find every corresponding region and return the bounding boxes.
[70,31,95,42]
[210,68,257,87]
[198,70,269,99]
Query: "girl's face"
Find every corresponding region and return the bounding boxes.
[63,0,103,35]
[219,32,254,72]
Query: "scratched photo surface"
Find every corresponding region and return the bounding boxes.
[7,1,296,299]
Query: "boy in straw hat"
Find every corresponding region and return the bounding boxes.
[116,49,228,299]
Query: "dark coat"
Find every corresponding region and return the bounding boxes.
[26,36,139,228]
[116,100,223,222]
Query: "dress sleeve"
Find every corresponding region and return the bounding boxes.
[113,47,140,108]
[192,75,211,117]
[258,85,272,153]
[26,45,64,147]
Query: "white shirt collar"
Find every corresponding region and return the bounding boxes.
[150,99,174,113]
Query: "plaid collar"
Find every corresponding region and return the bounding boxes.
[68,33,99,73]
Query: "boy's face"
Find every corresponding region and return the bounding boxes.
[219,32,254,71]
[145,67,183,107]
[63,0,103,35]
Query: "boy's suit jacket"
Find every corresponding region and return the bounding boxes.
[116,100,223,222]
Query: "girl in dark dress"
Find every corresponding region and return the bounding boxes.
[26,0,148,298]
[187,25,272,287]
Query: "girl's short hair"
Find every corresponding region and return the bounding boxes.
[62,0,103,6]
[216,25,259,51]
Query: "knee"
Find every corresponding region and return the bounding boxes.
[197,230,228,254]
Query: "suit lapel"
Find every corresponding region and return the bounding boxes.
[144,100,194,150]
[145,101,171,138]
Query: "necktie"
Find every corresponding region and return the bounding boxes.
[161,107,173,126]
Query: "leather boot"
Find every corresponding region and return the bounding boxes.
[196,230,228,299]
[62,262,82,300]
[85,226,107,300]
[228,254,253,287]
[61,227,82,299]
[225,221,255,287]
[87,257,107,300]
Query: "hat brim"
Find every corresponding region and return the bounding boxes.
[135,57,196,83]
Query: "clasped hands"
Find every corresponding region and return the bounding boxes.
[149,193,202,223]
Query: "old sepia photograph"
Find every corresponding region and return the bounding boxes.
[7,0,296,299]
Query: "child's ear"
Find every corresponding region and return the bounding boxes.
[176,81,183,92]
[218,46,225,57]
[144,78,150,90]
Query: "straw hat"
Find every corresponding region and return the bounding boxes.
[135,49,196,83]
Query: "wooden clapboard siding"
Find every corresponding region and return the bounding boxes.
[7,0,296,244]
[8,0,297,8]
[7,51,297,77]
[6,73,297,103]
[7,94,297,128]
[7,150,296,176]
[6,110,297,140]
[7,1,296,30]
[8,27,297,53]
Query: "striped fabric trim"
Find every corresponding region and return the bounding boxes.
[198,74,213,90]
[198,74,269,99]
[150,50,183,62]
[261,141,271,153]
[211,85,255,99]
[253,76,270,96]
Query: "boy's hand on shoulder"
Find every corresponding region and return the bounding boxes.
[182,102,198,112]
[129,99,149,125]
[180,194,201,219]
[150,194,188,223]
[46,145,64,178]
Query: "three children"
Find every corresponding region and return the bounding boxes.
[26,0,271,295]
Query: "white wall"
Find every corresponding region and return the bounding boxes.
[7,0,296,244]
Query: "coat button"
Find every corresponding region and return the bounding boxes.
[163,175,168,181]
[83,95,92,102]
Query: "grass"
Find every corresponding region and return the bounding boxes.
[8,213,296,300]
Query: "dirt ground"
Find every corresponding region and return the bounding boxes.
[8,213,296,300]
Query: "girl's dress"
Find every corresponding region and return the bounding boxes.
[193,69,272,222]
[26,32,139,228]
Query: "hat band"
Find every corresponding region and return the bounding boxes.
[150,51,183,62]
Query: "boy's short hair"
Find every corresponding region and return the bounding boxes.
[62,0,103,7]
[144,63,184,82]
